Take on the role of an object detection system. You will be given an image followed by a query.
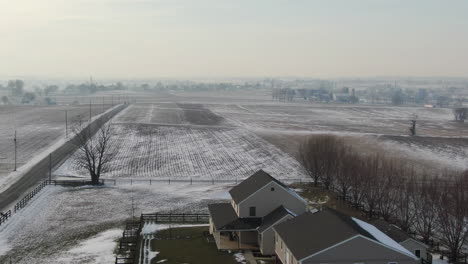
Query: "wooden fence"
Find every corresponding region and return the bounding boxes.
[98,177,312,186]
[115,220,143,264]
[0,210,11,226]
[141,213,209,223]
[14,180,48,212]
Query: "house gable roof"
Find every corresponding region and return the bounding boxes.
[274,209,374,260]
[229,170,302,204]
[371,219,429,248]
[371,219,410,243]
[274,209,416,261]
[258,206,295,233]
[208,203,261,231]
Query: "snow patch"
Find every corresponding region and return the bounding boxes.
[55,229,122,264]
[141,223,209,235]
[234,252,246,264]
[352,217,416,259]
[0,237,11,257]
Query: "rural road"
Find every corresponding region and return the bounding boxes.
[0,104,127,212]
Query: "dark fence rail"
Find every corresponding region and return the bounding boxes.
[0,210,11,226]
[14,180,48,212]
[45,179,104,186]
[115,218,143,264]
[98,177,312,186]
[141,213,209,223]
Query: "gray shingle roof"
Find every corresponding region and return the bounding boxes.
[258,206,294,233]
[229,170,292,204]
[371,219,411,243]
[273,209,375,260]
[208,203,261,231]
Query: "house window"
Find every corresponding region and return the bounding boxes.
[249,206,256,216]
[415,250,421,258]
[271,187,275,191]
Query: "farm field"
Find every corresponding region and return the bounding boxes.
[53,90,468,180]
[55,103,307,180]
[208,102,463,136]
[0,104,112,181]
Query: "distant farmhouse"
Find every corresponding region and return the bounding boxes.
[208,170,422,264]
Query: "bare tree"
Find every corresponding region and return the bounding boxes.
[435,172,468,262]
[377,159,404,221]
[71,120,115,185]
[335,147,358,200]
[394,169,417,232]
[298,135,344,189]
[453,108,468,122]
[361,155,384,219]
[414,173,440,245]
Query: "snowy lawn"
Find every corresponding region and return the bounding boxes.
[0,182,232,264]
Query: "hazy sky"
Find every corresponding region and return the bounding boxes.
[1,0,467,79]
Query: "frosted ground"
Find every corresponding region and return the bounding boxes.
[2,91,468,263]
[0,104,111,183]
[55,103,308,180]
[0,182,233,264]
[57,97,468,178]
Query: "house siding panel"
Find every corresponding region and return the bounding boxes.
[261,215,294,255]
[400,239,428,261]
[239,182,306,218]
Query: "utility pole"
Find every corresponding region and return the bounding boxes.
[14,130,17,171]
[89,100,92,121]
[65,110,68,139]
[131,196,135,222]
[49,154,52,182]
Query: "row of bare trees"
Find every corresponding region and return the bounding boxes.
[299,135,468,262]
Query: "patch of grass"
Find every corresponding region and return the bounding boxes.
[150,226,240,264]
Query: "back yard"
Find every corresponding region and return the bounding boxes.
[149,226,242,264]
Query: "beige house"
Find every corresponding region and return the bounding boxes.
[208,170,307,255]
[274,209,419,264]
[372,219,430,262]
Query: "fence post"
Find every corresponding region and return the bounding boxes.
[150,179,152,185]
[190,178,192,185]
[169,179,171,185]
[131,179,132,185]
[212,179,214,185]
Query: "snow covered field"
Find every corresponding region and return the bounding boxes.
[2,91,467,263]
[0,182,232,263]
[55,104,307,180]
[209,103,459,136]
[0,104,111,180]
